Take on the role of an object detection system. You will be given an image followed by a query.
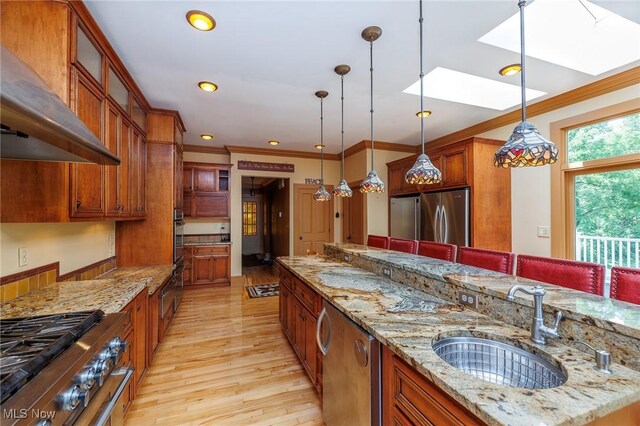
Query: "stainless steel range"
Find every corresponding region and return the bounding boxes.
[0,310,132,426]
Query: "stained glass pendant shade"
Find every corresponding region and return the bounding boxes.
[333,64,353,198]
[405,0,442,185]
[360,26,385,194]
[494,0,558,168]
[313,90,331,202]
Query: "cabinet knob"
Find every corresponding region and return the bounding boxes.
[76,200,81,208]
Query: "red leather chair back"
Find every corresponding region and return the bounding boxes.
[516,255,604,296]
[417,241,457,262]
[457,247,515,274]
[388,238,418,254]
[367,235,390,249]
[610,266,640,305]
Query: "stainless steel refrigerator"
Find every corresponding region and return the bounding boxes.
[420,188,469,246]
[390,196,420,240]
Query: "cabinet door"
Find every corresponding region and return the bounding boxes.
[194,168,216,192]
[119,119,131,215]
[212,255,229,284]
[194,193,229,218]
[183,193,192,217]
[442,148,468,188]
[121,330,134,415]
[174,149,183,209]
[105,102,120,217]
[183,166,193,193]
[291,300,305,358]
[148,286,160,363]
[279,285,290,337]
[70,71,105,218]
[302,307,318,385]
[130,129,146,216]
[133,293,148,391]
[137,135,147,216]
[388,164,404,195]
[193,256,213,285]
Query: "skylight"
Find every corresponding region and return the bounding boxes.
[479,0,640,76]
[403,67,546,111]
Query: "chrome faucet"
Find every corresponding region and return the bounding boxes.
[507,285,563,345]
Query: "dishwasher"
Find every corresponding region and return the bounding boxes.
[316,300,381,426]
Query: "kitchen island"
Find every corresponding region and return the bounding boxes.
[277,249,640,426]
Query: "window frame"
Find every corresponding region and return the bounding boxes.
[242,200,258,237]
[550,99,640,260]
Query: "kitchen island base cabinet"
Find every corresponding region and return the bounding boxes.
[119,289,148,415]
[279,267,322,395]
[382,346,484,426]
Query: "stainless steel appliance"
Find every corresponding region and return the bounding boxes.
[173,209,184,264]
[316,301,381,426]
[420,189,469,247]
[390,196,420,240]
[173,258,184,311]
[0,311,132,426]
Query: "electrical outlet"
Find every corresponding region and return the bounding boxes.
[537,226,550,238]
[382,267,392,278]
[343,255,351,262]
[458,291,479,309]
[18,247,28,267]
[108,234,115,257]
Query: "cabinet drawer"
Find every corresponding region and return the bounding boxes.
[293,278,320,316]
[194,245,229,255]
[119,301,134,337]
[280,268,293,290]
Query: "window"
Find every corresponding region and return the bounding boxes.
[551,101,640,290]
[242,201,257,236]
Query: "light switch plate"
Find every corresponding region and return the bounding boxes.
[458,291,479,309]
[18,247,28,267]
[537,226,551,238]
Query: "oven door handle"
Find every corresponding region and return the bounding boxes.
[94,367,134,426]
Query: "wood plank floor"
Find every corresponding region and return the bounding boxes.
[125,268,323,425]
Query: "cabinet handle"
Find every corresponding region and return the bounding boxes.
[76,200,81,208]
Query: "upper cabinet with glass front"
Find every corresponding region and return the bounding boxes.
[76,26,103,85]
[132,97,147,132]
[108,67,129,113]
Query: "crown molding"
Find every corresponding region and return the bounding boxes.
[183,144,229,155]
[426,66,640,151]
[344,140,419,158]
[224,145,341,161]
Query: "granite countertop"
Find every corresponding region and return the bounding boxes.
[183,235,231,246]
[278,255,640,426]
[0,265,174,318]
[183,241,232,246]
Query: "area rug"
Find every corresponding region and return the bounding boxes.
[247,283,279,298]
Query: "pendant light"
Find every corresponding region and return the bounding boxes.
[494,0,558,168]
[249,177,255,197]
[405,0,442,185]
[313,90,331,202]
[359,26,385,194]
[333,64,353,198]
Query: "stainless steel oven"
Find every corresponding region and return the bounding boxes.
[173,209,184,264]
[174,258,184,312]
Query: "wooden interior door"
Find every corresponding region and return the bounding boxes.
[294,185,334,255]
[342,180,365,245]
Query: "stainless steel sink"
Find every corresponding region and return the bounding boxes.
[432,336,567,389]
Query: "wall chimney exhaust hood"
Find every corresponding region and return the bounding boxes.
[0,46,119,165]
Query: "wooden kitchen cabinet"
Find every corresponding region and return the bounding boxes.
[183,163,232,218]
[387,137,511,252]
[105,100,131,217]
[189,245,231,287]
[130,128,147,216]
[279,267,322,394]
[121,329,134,415]
[183,246,193,286]
[133,290,148,393]
[382,345,484,426]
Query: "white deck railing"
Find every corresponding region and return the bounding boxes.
[575,234,640,270]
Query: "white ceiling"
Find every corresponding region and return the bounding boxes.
[85,1,640,154]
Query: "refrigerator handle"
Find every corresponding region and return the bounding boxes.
[434,205,441,243]
[442,204,449,243]
[316,307,331,355]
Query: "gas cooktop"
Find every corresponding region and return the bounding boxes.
[0,310,104,403]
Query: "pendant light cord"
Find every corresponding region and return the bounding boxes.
[341,75,345,180]
[519,0,527,123]
[369,40,375,170]
[320,97,324,183]
[419,0,425,155]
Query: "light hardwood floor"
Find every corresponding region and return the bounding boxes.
[125,268,323,425]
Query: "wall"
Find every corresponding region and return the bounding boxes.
[478,84,640,257]
[228,153,341,276]
[1,222,114,276]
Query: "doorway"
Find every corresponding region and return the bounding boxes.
[293,184,334,255]
[342,180,366,245]
[241,177,290,278]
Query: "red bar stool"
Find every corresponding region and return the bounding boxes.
[457,247,515,274]
[366,235,390,249]
[610,266,640,305]
[388,238,418,254]
[516,254,604,296]
[417,241,457,262]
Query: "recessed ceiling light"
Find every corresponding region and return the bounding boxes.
[186,10,216,32]
[198,81,218,92]
[201,134,213,140]
[416,110,432,118]
[479,0,640,76]
[315,144,325,150]
[268,140,279,145]
[499,64,521,76]
[403,67,545,111]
